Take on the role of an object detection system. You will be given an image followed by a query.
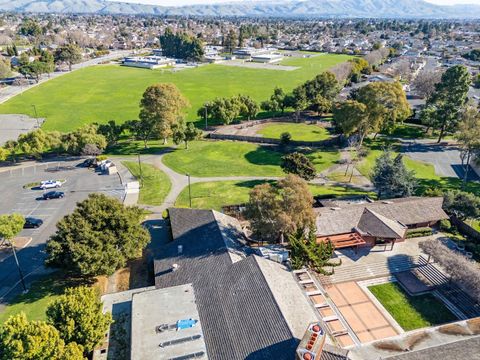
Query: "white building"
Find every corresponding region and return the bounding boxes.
[122,56,175,69]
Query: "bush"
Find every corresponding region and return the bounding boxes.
[439,219,452,232]
[280,132,292,146]
[406,227,433,239]
[96,155,108,162]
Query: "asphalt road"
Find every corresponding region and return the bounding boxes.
[0,159,124,305]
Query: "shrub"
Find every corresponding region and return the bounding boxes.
[280,132,292,146]
[439,219,452,232]
[406,227,433,238]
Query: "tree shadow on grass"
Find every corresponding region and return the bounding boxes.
[106,141,175,156]
[416,177,480,197]
[234,180,277,189]
[244,146,283,167]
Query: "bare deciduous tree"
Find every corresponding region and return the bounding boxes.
[412,70,443,99]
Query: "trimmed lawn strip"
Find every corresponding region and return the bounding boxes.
[162,140,340,177]
[122,161,171,206]
[174,180,375,210]
[368,282,457,331]
[257,122,331,141]
[0,272,72,324]
[0,54,352,132]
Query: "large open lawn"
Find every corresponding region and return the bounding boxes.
[122,161,171,206]
[368,282,457,331]
[162,140,340,177]
[257,122,331,141]
[0,53,352,132]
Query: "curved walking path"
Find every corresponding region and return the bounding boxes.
[137,153,280,214]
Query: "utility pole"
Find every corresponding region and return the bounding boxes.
[186,173,192,208]
[204,104,208,130]
[31,104,40,128]
[137,153,143,188]
[8,240,27,293]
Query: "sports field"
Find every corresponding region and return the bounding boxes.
[0,53,352,132]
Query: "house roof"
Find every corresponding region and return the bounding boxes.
[357,208,407,239]
[154,208,343,360]
[316,197,448,237]
[385,336,480,360]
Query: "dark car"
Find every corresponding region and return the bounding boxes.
[43,191,65,200]
[81,158,96,168]
[23,217,44,229]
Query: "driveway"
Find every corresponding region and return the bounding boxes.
[402,143,479,181]
[0,159,124,305]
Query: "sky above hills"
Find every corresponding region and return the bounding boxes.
[114,0,480,6]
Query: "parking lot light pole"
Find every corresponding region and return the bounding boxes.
[186,174,192,208]
[8,240,27,293]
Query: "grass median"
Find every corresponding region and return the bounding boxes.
[122,161,171,206]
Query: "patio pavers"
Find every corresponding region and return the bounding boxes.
[326,281,399,343]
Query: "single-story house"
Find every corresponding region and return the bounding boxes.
[315,197,448,249]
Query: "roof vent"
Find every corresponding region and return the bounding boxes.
[178,245,183,254]
[330,207,341,211]
[172,263,179,271]
[382,201,393,204]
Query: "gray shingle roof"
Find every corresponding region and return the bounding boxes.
[385,336,480,360]
[357,208,407,239]
[316,197,448,236]
[154,208,348,360]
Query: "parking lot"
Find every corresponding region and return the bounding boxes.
[0,159,125,303]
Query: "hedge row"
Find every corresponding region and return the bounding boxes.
[406,227,433,239]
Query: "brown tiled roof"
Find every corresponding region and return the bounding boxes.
[316,197,448,237]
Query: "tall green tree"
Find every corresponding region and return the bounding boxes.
[426,65,471,142]
[0,213,25,244]
[0,313,84,360]
[333,100,370,145]
[97,120,124,147]
[45,194,150,278]
[372,150,417,199]
[443,190,480,220]
[281,152,316,181]
[47,287,112,355]
[172,120,202,149]
[245,175,315,242]
[159,28,204,61]
[139,83,189,145]
[456,103,480,184]
[224,29,237,53]
[60,124,106,155]
[17,129,61,159]
[236,94,259,120]
[54,44,82,71]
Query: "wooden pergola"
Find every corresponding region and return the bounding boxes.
[317,233,366,253]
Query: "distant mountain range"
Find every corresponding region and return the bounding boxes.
[1,0,479,18]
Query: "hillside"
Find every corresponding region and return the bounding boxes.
[1,0,479,18]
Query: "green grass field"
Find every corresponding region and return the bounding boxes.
[175,180,375,210]
[0,273,71,324]
[257,122,331,141]
[122,161,171,206]
[0,54,352,132]
[162,140,340,177]
[369,282,457,331]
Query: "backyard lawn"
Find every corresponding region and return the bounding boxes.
[369,282,457,331]
[122,161,171,206]
[162,140,340,177]
[0,53,352,132]
[257,122,332,141]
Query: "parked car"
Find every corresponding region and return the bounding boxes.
[40,180,62,189]
[43,191,65,200]
[23,217,44,229]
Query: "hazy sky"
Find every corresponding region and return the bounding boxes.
[115,0,480,7]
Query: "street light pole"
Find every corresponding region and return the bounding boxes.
[8,240,27,293]
[31,104,40,128]
[186,174,192,208]
[204,106,208,130]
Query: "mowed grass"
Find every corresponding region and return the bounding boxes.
[0,273,71,324]
[175,180,375,210]
[0,54,352,132]
[122,161,171,206]
[369,282,457,331]
[162,140,340,177]
[257,122,331,141]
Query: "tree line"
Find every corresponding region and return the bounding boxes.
[159,27,204,61]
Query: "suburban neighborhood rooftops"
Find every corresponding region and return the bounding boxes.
[131,283,207,360]
[316,197,448,237]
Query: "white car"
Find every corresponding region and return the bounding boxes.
[40,180,63,189]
